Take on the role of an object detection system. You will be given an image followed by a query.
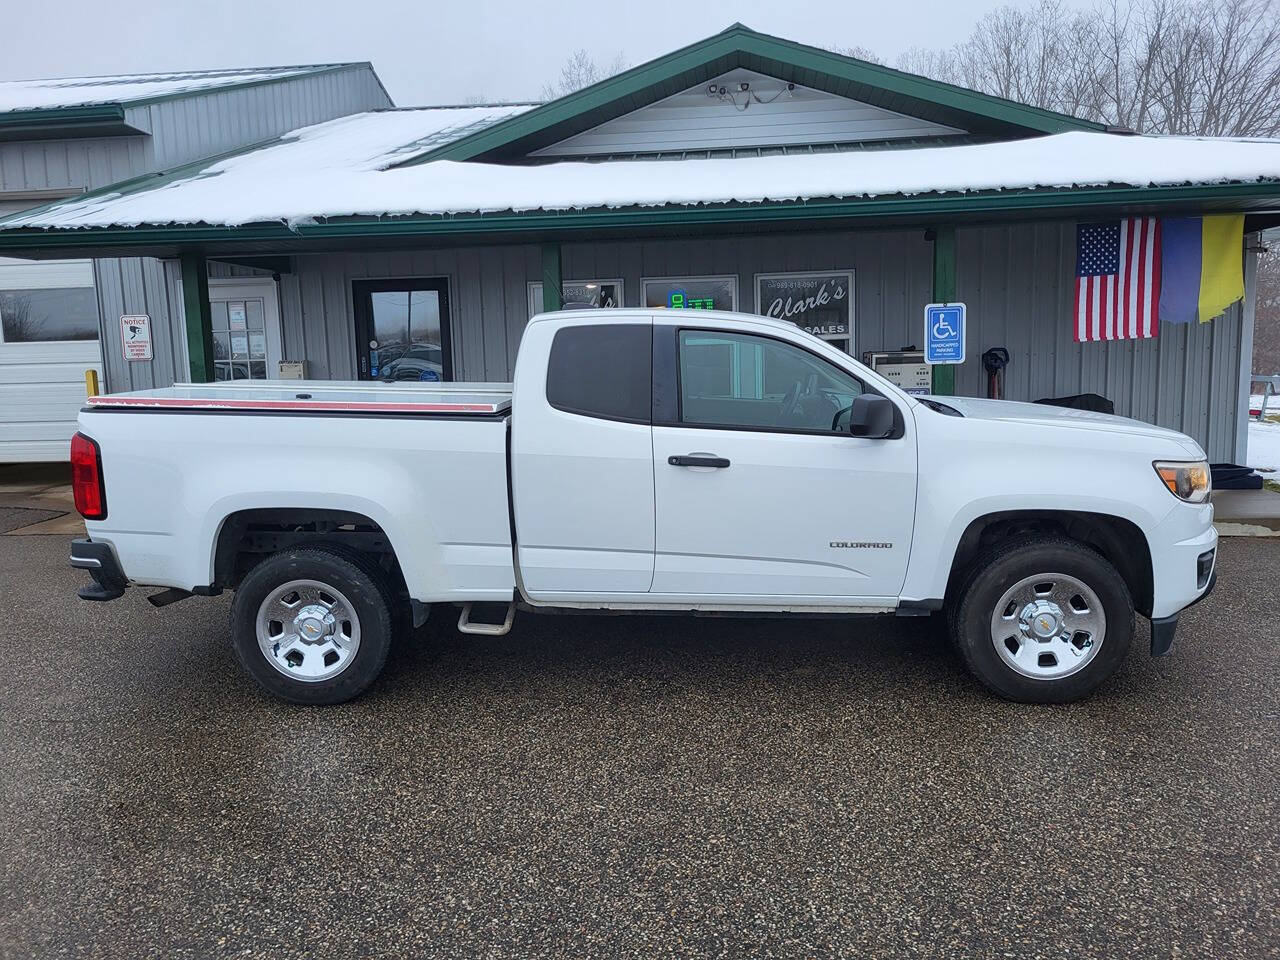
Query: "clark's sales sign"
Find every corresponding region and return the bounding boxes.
[756,271,854,342]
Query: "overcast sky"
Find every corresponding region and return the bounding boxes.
[1,0,1075,105]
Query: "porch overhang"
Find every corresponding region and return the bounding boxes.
[1,180,1278,261]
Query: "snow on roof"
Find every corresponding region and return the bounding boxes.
[0,65,347,113]
[4,128,1280,232]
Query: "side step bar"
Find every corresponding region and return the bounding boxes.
[457,602,516,636]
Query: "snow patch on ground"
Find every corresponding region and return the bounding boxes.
[1247,417,1280,472]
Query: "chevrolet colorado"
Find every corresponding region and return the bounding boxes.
[69,308,1217,705]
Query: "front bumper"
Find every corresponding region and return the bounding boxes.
[1149,548,1217,657]
[70,538,127,601]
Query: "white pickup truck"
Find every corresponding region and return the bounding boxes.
[69,308,1217,705]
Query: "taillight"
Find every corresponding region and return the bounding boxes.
[70,432,106,520]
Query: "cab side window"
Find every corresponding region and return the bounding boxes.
[678,330,863,432]
[546,323,651,423]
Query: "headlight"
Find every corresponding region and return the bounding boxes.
[1153,460,1211,503]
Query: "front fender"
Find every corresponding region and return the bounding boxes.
[901,415,1177,603]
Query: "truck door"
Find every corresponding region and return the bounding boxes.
[511,319,655,599]
[650,326,917,602]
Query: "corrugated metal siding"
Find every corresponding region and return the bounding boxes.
[534,68,964,157]
[278,247,541,381]
[562,229,935,359]
[208,262,273,279]
[954,223,1243,461]
[141,222,1243,460]
[132,66,393,169]
[0,135,151,193]
[0,66,390,196]
[271,231,934,383]
[12,65,392,400]
[94,258,189,392]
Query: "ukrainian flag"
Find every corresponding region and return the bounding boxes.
[1158,214,1245,324]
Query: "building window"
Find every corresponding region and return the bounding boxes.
[352,278,453,382]
[0,259,97,343]
[528,279,624,317]
[642,275,738,312]
[211,299,270,381]
[755,270,855,354]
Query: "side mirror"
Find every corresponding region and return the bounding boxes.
[847,394,895,438]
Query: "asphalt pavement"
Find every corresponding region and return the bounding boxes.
[1,533,1277,959]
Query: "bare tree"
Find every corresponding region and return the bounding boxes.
[827,45,884,64]
[892,0,1280,136]
[1255,234,1280,374]
[0,293,42,342]
[878,0,1280,377]
[540,49,630,100]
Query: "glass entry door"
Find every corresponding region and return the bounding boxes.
[353,278,452,382]
[208,278,283,381]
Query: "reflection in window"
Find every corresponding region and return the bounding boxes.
[0,258,97,344]
[0,287,98,342]
[527,280,623,317]
[370,289,444,382]
[678,330,863,432]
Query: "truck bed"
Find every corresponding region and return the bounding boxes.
[86,380,513,416]
[78,379,517,602]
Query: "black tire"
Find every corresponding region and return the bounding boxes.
[309,541,412,641]
[231,547,393,705]
[948,536,1134,703]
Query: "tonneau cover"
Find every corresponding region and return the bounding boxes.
[85,380,513,415]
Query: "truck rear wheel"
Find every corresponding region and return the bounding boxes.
[949,536,1133,703]
[230,547,392,705]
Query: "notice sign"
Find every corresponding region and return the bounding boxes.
[120,315,153,361]
[756,271,854,341]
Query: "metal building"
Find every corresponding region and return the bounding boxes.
[1,25,1276,462]
[0,63,392,460]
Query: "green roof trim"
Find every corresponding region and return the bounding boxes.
[1,180,1275,254]
[399,23,1104,166]
[0,104,137,141]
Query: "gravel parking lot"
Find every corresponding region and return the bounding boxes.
[1,533,1277,959]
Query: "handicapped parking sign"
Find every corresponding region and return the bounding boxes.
[925,302,966,364]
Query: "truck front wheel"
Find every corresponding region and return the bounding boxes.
[949,536,1134,703]
[230,547,392,705]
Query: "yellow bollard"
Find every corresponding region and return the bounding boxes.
[84,369,99,398]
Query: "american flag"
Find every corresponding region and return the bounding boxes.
[1075,218,1161,342]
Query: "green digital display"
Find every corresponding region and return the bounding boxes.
[644,277,736,312]
[669,291,715,310]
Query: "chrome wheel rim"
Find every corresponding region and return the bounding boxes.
[989,573,1106,680]
[256,579,361,683]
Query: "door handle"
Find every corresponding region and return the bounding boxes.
[668,454,730,468]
